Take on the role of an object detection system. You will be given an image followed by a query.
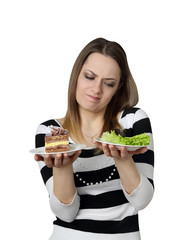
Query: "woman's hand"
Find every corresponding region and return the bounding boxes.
[94,141,148,194]
[94,141,147,161]
[34,150,81,168]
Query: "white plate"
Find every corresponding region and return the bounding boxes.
[94,138,148,151]
[29,144,86,157]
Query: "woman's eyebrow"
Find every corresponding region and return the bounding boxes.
[84,69,97,76]
[104,77,118,81]
[85,69,118,81]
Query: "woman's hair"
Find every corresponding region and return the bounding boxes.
[63,37,139,143]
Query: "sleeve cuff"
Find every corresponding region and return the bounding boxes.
[49,191,80,222]
[51,191,79,206]
[121,174,154,210]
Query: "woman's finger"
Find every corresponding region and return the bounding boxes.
[108,145,120,158]
[44,154,54,168]
[70,150,82,162]
[54,153,63,167]
[131,147,148,155]
[93,140,102,149]
[102,143,112,157]
[137,147,148,154]
[119,146,130,159]
[34,154,44,161]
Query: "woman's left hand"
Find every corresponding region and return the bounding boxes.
[93,141,148,194]
[94,141,147,161]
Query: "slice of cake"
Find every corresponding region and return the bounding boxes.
[45,127,70,153]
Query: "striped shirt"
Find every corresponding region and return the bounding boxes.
[35,107,154,240]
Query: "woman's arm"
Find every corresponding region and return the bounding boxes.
[42,151,81,204]
[94,108,154,210]
[103,145,147,194]
[94,144,154,210]
[34,122,81,222]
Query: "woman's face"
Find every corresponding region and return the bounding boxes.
[76,53,121,114]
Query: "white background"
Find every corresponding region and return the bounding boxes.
[0,0,192,239]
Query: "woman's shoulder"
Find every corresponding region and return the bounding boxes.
[118,107,150,128]
[119,107,148,119]
[36,119,61,134]
[40,119,62,127]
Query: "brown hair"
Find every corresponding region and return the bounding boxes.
[63,38,138,143]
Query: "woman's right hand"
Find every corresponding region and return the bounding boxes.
[34,150,81,168]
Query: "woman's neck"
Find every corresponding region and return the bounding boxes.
[78,108,105,148]
[79,108,104,130]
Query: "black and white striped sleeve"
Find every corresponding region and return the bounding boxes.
[119,108,154,210]
[35,120,80,222]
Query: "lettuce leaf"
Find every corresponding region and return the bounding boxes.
[101,130,150,146]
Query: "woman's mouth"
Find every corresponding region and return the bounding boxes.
[87,95,101,101]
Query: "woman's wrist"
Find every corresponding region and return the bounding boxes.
[53,164,76,204]
[115,156,141,194]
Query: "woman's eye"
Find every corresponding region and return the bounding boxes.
[85,75,94,80]
[105,82,114,88]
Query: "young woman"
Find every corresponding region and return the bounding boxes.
[35,38,154,240]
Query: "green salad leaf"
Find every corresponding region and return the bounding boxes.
[101,130,150,146]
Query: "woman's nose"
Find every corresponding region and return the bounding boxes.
[92,79,102,93]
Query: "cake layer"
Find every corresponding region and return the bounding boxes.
[45,141,69,148]
[45,135,68,142]
[45,145,70,153]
